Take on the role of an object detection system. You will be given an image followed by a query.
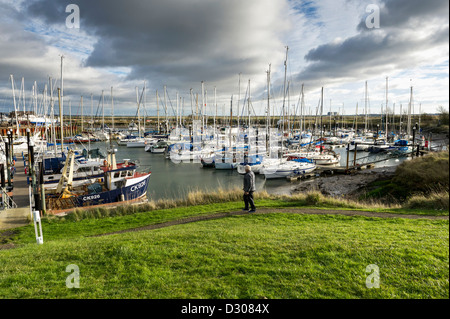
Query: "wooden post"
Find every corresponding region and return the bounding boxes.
[346,144,350,171]
[353,143,358,169]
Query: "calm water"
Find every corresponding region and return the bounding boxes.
[88,142,406,201]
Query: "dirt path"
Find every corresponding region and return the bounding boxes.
[91,207,449,238]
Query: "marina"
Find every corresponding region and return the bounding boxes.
[0,39,448,220]
[0,0,448,303]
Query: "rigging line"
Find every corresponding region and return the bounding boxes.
[165,90,177,117]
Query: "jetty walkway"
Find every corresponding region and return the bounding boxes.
[0,158,31,231]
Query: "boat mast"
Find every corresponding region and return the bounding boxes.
[238,73,241,131]
[156,90,160,134]
[136,87,141,139]
[300,83,304,134]
[80,96,83,133]
[214,87,217,140]
[281,46,288,161]
[143,81,146,134]
[385,77,389,140]
[60,55,64,148]
[50,77,57,156]
[320,87,324,153]
[111,87,114,132]
[10,75,20,136]
[69,100,72,138]
[229,96,233,148]
[407,86,413,139]
[101,90,105,134]
[201,81,205,139]
[364,81,368,133]
[57,88,64,155]
[176,92,179,133]
[248,79,251,127]
[266,65,271,155]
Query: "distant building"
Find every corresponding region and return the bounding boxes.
[327,112,339,116]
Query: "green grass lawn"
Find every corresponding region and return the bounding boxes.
[0,208,448,299]
[6,198,448,246]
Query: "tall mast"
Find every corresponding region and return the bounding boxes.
[156,90,160,134]
[34,81,38,115]
[281,46,288,160]
[111,87,114,131]
[22,77,25,115]
[266,65,271,155]
[101,90,105,134]
[164,86,168,134]
[300,83,304,133]
[57,88,64,155]
[266,65,271,131]
[176,92,179,132]
[248,79,251,127]
[90,93,93,132]
[50,77,57,155]
[364,81,368,132]
[320,87,324,152]
[201,81,205,139]
[238,73,241,130]
[136,87,141,138]
[282,46,288,138]
[407,86,413,139]
[80,96,84,132]
[10,75,20,136]
[69,100,72,138]
[385,76,389,139]
[229,96,233,147]
[214,87,217,140]
[60,55,64,139]
[143,81,146,134]
[189,89,194,121]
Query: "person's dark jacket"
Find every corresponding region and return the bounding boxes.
[243,171,256,192]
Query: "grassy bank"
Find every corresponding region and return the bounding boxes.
[360,151,449,209]
[0,212,448,299]
[4,185,447,247]
[1,169,448,299]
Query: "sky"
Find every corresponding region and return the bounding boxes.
[0,0,448,118]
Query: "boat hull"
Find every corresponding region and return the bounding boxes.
[46,174,151,212]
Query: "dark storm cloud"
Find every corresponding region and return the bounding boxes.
[296,0,449,86]
[24,0,289,88]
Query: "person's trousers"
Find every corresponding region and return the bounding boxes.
[244,191,256,210]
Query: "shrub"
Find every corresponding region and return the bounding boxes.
[404,191,449,210]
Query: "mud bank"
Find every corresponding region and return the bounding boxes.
[290,166,397,198]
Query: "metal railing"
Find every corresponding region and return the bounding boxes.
[0,187,18,210]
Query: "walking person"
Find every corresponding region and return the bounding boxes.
[243,165,256,213]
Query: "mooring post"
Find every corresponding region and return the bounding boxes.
[346,144,350,172]
[353,143,358,169]
[5,138,12,189]
[39,161,46,214]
